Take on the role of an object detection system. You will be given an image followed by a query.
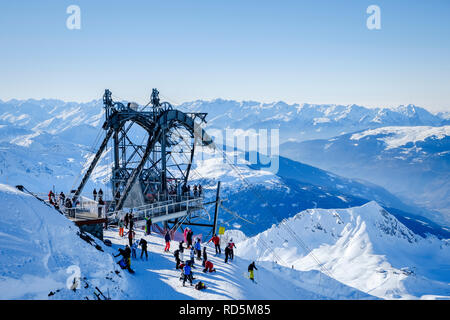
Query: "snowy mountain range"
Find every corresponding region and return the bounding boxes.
[1,184,448,300]
[280,126,450,225]
[239,201,450,300]
[0,97,449,300]
[179,100,447,142]
[0,98,448,234]
[1,98,447,144]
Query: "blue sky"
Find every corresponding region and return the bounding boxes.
[0,0,449,112]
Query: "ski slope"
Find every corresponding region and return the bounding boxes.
[0,184,126,300]
[238,202,450,300]
[103,227,372,300]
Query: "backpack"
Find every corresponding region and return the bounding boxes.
[195,281,206,290]
[118,258,128,269]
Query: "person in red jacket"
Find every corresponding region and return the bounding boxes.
[207,234,221,254]
[228,239,236,261]
[202,260,216,273]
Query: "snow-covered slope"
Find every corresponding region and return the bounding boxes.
[190,148,447,238]
[0,184,126,299]
[102,223,372,300]
[0,182,373,300]
[238,202,450,299]
[280,126,450,224]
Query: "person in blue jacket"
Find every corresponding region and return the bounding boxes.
[183,262,193,286]
[194,238,202,260]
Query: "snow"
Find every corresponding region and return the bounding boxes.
[238,201,450,300]
[0,184,126,300]
[102,225,372,300]
[0,183,375,300]
[350,126,450,150]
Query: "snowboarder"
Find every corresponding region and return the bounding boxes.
[164,230,171,252]
[202,247,208,267]
[93,188,97,201]
[202,260,216,273]
[208,234,221,254]
[114,246,134,273]
[118,219,124,237]
[139,238,148,260]
[146,217,152,235]
[194,238,202,260]
[248,261,258,282]
[228,239,237,261]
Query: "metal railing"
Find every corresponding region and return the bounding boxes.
[106,196,203,224]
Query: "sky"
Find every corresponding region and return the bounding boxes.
[0,0,449,112]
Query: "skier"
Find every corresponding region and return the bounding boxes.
[224,245,231,263]
[186,229,193,249]
[129,212,134,231]
[182,262,193,286]
[131,240,138,259]
[124,212,129,229]
[126,229,135,247]
[93,188,97,201]
[207,234,221,254]
[146,217,152,235]
[189,247,195,267]
[98,188,103,200]
[228,238,237,261]
[202,247,208,267]
[248,261,258,282]
[198,184,203,197]
[202,260,216,273]
[194,238,202,260]
[114,246,134,273]
[174,249,181,269]
[118,219,124,237]
[178,241,185,261]
[139,238,148,260]
[164,230,171,252]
